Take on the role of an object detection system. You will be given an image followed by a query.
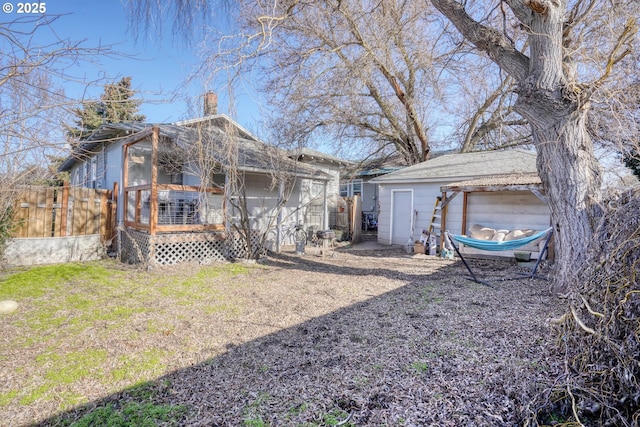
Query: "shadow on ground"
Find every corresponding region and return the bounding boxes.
[32,252,563,427]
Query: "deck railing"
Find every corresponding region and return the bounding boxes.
[124,184,224,234]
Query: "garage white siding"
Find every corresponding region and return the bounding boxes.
[464,191,550,233]
[378,181,465,245]
[371,150,551,256]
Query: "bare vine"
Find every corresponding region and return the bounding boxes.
[526,186,640,426]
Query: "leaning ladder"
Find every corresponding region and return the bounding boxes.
[427,196,442,236]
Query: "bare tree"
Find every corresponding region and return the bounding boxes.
[257,1,442,164]
[453,71,530,152]
[199,1,466,164]
[428,0,637,288]
[125,0,638,285]
[0,15,122,254]
[0,15,122,175]
[124,1,534,159]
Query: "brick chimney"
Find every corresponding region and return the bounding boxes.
[204,91,218,116]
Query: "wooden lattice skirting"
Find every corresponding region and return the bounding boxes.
[119,228,263,265]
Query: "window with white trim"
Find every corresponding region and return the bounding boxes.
[90,157,97,188]
[340,179,363,197]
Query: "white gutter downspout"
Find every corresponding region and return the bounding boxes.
[276,180,285,252]
[323,181,328,230]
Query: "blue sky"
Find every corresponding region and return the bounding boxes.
[18,0,262,129]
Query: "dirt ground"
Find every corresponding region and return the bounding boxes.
[5,244,566,426]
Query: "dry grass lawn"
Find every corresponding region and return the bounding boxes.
[0,245,565,426]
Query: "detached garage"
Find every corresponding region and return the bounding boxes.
[370,150,552,259]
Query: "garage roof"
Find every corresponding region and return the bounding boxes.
[369,149,538,184]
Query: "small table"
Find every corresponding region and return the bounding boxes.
[316,230,336,258]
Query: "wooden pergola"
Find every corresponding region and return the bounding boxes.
[439,173,547,249]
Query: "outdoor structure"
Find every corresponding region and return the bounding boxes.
[339,155,405,235]
[59,111,335,265]
[370,149,552,259]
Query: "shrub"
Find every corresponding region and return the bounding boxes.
[527,188,640,426]
[0,194,17,258]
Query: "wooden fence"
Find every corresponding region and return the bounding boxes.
[12,185,116,243]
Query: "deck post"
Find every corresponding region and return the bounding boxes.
[440,190,447,251]
[461,191,468,235]
[150,126,159,236]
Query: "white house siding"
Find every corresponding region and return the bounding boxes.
[376,184,395,244]
[295,160,342,209]
[236,173,325,233]
[377,182,457,245]
[230,172,279,232]
[317,166,340,197]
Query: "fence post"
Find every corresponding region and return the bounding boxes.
[60,182,69,237]
[110,182,118,248]
[100,190,108,243]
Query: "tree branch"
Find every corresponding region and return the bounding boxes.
[429,0,530,82]
[585,18,637,97]
[461,75,514,152]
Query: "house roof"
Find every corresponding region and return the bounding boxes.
[354,166,404,178]
[344,153,406,179]
[173,114,258,142]
[289,147,353,167]
[369,149,538,184]
[59,117,332,181]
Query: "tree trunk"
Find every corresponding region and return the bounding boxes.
[522,103,602,286]
[511,2,603,288]
[429,0,603,290]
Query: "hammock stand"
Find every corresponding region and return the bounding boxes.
[444,227,553,288]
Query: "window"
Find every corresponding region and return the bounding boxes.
[72,168,81,186]
[340,179,363,197]
[339,183,348,197]
[127,142,152,186]
[84,162,91,186]
[90,157,97,188]
[352,180,362,196]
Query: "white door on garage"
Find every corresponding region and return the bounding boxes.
[391,190,413,245]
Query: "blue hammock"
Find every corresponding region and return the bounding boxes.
[449,227,553,252]
[445,227,554,288]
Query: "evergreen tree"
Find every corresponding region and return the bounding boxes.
[67,77,146,142]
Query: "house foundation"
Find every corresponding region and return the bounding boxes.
[119,228,262,265]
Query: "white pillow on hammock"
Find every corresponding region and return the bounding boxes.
[468,224,496,241]
[504,228,537,241]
